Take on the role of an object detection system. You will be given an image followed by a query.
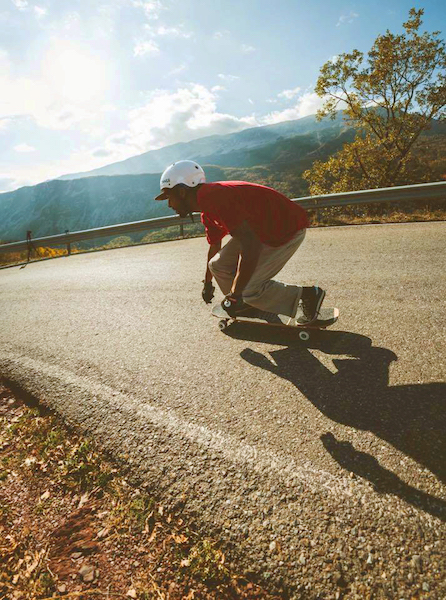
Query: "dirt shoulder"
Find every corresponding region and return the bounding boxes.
[0,382,280,600]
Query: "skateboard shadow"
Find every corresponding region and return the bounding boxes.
[223,324,446,520]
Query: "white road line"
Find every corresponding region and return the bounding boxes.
[0,350,360,498]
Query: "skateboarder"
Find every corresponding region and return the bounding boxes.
[155,160,325,323]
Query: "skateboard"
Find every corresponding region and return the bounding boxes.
[212,304,339,341]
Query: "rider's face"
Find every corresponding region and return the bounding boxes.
[166,188,188,218]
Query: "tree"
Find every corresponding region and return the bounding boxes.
[304,8,446,194]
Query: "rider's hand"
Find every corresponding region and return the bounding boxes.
[202,280,215,304]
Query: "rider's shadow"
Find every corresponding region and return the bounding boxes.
[225,325,446,520]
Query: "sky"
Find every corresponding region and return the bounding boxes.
[0,0,444,193]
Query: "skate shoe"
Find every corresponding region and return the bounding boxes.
[222,295,256,317]
[299,286,326,324]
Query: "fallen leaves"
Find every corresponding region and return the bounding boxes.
[0,383,280,600]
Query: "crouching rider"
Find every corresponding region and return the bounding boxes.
[155,160,325,323]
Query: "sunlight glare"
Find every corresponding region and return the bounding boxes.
[43,40,110,104]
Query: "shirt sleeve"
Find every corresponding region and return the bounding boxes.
[201,213,227,245]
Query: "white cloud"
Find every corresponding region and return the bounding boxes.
[213,30,230,39]
[218,73,240,82]
[0,146,121,192]
[154,25,192,38]
[278,87,301,100]
[133,39,160,56]
[167,63,187,76]
[11,0,28,11]
[262,91,325,125]
[34,5,47,18]
[92,84,257,163]
[133,0,164,20]
[0,117,12,131]
[0,176,18,193]
[241,44,255,53]
[336,12,359,27]
[14,143,35,153]
[1,79,333,193]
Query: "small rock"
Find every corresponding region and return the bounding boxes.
[407,572,413,582]
[411,555,422,572]
[126,589,137,599]
[78,564,95,583]
[422,582,430,592]
[298,553,306,565]
[71,552,82,559]
[40,491,51,501]
[57,584,67,593]
[366,553,373,565]
[269,541,277,552]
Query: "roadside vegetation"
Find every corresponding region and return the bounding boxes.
[304,8,446,194]
[0,381,279,600]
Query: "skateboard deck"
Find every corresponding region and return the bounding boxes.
[212,304,339,340]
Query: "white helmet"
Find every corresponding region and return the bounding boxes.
[155,160,206,200]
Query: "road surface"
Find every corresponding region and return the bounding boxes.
[1,222,445,598]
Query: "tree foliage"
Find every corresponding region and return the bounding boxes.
[304,8,446,194]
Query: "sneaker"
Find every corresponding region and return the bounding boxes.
[299,286,326,323]
[222,296,257,317]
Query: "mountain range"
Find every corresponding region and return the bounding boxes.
[1,112,444,244]
[57,112,349,180]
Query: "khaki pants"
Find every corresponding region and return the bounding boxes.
[209,229,306,318]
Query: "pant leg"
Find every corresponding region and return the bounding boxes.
[208,236,241,295]
[242,229,306,317]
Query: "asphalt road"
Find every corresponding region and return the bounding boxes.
[1,222,445,598]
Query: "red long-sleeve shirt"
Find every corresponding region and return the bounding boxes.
[197,181,309,246]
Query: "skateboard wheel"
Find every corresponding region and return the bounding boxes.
[218,319,229,331]
[223,299,231,309]
[299,330,310,341]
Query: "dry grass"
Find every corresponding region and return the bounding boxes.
[0,383,279,600]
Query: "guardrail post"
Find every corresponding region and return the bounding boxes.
[65,230,71,256]
[26,230,32,262]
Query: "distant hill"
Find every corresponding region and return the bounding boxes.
[57,112,349,180]
[0,167,236,242]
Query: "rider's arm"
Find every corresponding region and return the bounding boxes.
[230,220,262,295]
[205,242,221,283]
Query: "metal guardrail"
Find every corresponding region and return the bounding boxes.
[0,180,444,256]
